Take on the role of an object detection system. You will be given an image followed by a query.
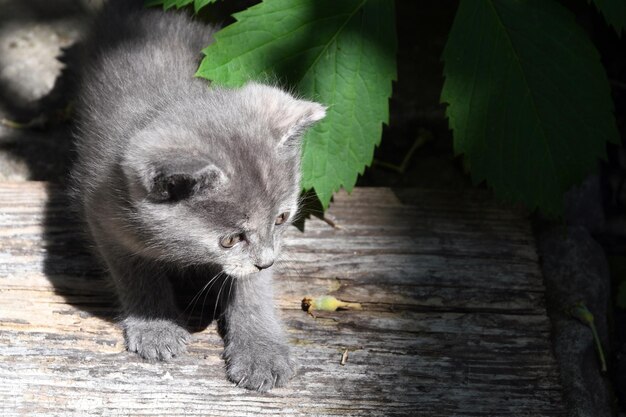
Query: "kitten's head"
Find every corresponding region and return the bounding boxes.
[121,83,325,277]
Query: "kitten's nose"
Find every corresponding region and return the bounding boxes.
[254,260,274,270]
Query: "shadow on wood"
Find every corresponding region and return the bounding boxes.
[41,184,117,322]
[41,183,228,331]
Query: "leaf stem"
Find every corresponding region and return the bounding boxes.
[373,130,431,174]
[589,321,607,373]
[568,302,607,374]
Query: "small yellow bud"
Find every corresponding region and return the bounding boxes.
[301,295,362,316]
[569,302,594,325]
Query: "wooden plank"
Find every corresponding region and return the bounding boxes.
[0,182,565,416]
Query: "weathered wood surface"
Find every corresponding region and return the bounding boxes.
[0,182,564,416]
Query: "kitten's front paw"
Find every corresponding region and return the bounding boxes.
[123,317,190,361]
[224,342,297,392]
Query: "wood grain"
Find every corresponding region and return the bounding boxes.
[0,182,565,416]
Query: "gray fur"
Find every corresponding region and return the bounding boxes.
[71,0,325,391]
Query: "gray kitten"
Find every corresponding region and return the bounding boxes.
[70,0,325,391]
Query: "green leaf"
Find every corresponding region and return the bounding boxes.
[441,0,619,216]
[196,0,397,209]
[194,0,218,13]
[144,0,216,12]
[164,0,192,10]
[589,0,626,35]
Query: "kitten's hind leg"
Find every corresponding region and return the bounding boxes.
[98,243,190,361]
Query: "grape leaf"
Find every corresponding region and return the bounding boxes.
[589,0,626,35]
[441,0,619,216]
[196,0,397,209]
[144,0,216,12]
[194,0,215,13]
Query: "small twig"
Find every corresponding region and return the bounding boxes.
[373,129,432,174]
[590,322,607,373]
[320,213,342,229]
[0,117,43,129]
[340,349,349,366]
[373,159,404,173]
[0,102,73,130]
[568,302,607,373]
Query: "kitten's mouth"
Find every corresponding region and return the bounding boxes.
[222,265,263,278]
[254,260,274,270]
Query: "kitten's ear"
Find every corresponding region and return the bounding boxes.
[241,83,326,146]
[124,156,226,202]
[149,161,225,202]
[273,98,327,147]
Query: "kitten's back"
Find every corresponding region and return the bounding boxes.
[72,2,217,197]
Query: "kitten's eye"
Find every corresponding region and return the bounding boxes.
[220,234,242,249]
[275,212,290,225]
